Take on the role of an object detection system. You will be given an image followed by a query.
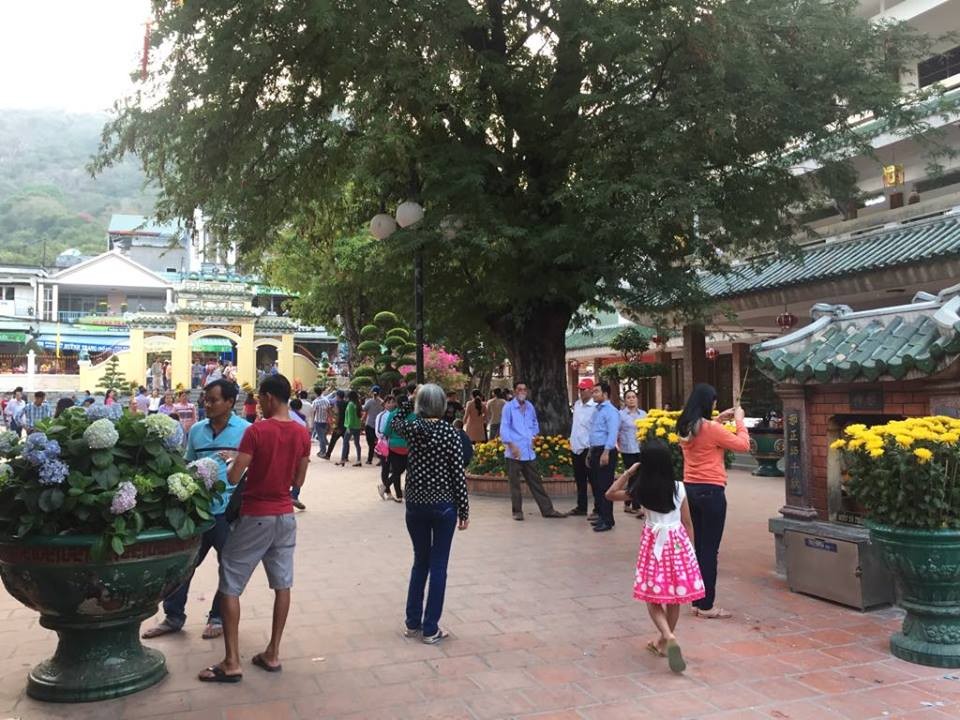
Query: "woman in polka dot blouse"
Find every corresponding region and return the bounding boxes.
[390,384,470,644]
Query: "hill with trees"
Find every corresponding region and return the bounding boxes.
[0,109,154,266]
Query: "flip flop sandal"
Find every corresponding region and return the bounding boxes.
[646,640,665,657]
[201,624,223,640]
[199,665,243,683]
[666,640,686,674]
[252,653,282,673]
[141,620,181,639]
[695,608,732,619]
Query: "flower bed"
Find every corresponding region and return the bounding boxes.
[468,435,574,478]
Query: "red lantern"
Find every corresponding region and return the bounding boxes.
[705,347,719,361]
[777,312,797,331]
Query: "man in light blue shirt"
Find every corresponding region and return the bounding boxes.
[588,381,620,532]
[143,379,250,640]
[567,379,597,517]
[499,381,566,521]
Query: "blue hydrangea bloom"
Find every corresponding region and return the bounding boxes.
[38,458,69,486]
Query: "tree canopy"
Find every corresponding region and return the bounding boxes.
[95,0,946,433]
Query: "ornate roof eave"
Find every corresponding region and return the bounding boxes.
[752,284,960,385]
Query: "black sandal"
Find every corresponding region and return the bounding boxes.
[198,665,242,683]
[252,653,282,673]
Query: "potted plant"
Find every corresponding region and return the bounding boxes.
[0,407,223,702]
[834,417,960,667]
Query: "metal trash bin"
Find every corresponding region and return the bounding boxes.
[784,528,893,610]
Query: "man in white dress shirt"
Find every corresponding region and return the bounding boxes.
[567,378,597,517]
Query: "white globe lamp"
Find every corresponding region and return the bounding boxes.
[370,213,397,240]
[396,200,424,228]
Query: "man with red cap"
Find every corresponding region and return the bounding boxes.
[567,378,597,517]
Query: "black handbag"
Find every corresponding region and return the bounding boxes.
[223,469,247,524]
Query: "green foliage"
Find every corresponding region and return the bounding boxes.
[0,110,154,266]
[0,408,218,560]
[359,324,380,340]
[351,311,414,391]
[600,362,668,383]
[95,356,128,395]
[356,340,381,355]
[94,0,951,434]
[610,328,651,362]
[374,311,400,328]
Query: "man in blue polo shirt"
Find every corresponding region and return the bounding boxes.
[587,381,621,533]
[142,379,250,640]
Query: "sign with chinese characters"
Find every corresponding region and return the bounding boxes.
[786,410,802,496]
[849,389,883,411]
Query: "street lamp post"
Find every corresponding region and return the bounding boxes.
[371,200,426,385]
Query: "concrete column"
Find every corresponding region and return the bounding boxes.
[567,361,579,405]
[682,324,707,397]
[237,322,256,389]
[51,284,59,323]
[731,342,751,406]
[26,350,36,388]
[128,327,146,389]
[279,332,295,382]
[166,288,174,309]
[172,320,192,390]
[653,351,671,409]
[778,384,818,521]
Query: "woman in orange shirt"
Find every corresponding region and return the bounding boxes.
[677,383,749,619]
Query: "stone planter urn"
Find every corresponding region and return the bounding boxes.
[748,427,784,477]
[867,522,960,667]
[0,527,205,702]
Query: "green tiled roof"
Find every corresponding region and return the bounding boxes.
[752,287,960,384]
[701,213,960,300]
[566,323,653,351]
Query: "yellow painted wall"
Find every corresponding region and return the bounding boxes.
[292,353,319,390]
[79,350,142,392]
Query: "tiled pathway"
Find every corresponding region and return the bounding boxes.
[1,460,957,719]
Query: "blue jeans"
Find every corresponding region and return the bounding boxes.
[162,513,229,628]
[314,422,328,456]
[405,502,457,637]
[340,428,362,462]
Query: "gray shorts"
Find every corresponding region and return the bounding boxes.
[219,514,296,596]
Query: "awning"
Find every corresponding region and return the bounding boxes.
[0,331,26,343]
[35,334,129,353]
[192,338,233,351]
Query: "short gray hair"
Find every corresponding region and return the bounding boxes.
[414,383,447,419]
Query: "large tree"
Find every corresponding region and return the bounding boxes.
[95,0,946,434]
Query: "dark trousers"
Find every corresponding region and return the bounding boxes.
[325,426,345,458]
[686,483,727,611]
[505,458,556,515]
[340,428,362,462]
[162,514,229,627]
[489,423,500,439]
[314,422,328,456]
[589,446,618,526]
[571,449,592,511]
[364,425,378,463]
[386,451,407,498]
[621,452,641,508]
[405,502,457,637]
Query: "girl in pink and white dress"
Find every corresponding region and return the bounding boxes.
[606,439,705,674]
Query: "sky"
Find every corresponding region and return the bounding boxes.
[0,0,152,113]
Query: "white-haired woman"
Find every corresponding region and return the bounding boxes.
[390,384,470,644]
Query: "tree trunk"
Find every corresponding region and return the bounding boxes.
[339,306,362,374]
[490,303,572,437]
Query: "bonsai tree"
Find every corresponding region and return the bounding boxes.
[96,356,129,395]
[351,311,417,392]
[600,327,666,392]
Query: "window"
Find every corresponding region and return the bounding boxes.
[0,286,14,301]
[918,46,960,88]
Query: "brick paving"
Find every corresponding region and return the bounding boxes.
[1,460,958,720]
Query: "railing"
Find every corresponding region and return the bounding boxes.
[294,344,318,363]
[0,354,79,375]
[58,310,101,324]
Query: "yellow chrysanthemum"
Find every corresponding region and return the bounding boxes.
[869,447,884,458]
[668,433,679,443]
[830,438,846,450]
[844,424,868,437]
[655,427,666,437]
[913,447,933,464]
[895,435,914,448]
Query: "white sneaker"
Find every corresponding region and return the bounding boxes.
[422,629,449,645]
[377,483,388,500]
[403,626,421,638]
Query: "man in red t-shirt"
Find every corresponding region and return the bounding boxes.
[199,374,310,683]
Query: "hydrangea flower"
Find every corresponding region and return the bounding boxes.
[38,458,69,486]
[110,481,137,514]
[143,414,180,440]
[24,433,60,465]
[163,423,185,450]
[131,474,155,495]
[84,403,112,420]
[0,431,20,454]
[83,418,120,449]
[189,457,220,490]
[167,472,199,501]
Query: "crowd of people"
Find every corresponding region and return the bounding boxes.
[0,373,750,680]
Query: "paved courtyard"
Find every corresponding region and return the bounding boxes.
[1,459,958,720]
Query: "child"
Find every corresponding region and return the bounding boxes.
[606,439,705,674]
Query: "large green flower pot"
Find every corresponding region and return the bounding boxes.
[748,427,784,477]
[0,528,204,702]
[867,522,960,667]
